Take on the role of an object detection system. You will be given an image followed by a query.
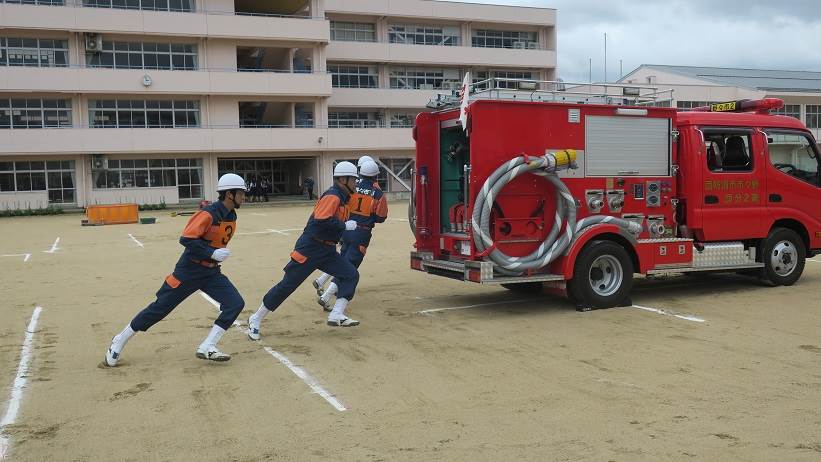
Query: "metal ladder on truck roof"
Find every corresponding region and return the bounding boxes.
[427,77,675,110]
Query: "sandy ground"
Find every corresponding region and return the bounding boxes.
[0,202,820,462]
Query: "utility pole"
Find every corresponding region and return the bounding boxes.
[588,58,592,84]
[620,59,623,79]
[604,32,607,83]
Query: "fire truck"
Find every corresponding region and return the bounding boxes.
[409,76,821,309]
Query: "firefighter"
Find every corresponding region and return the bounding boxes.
[246,161,361,340]
[314,159,388,309]
[104,174,248,366]
[312,154,379,294]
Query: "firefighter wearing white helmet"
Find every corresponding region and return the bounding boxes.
[104,173,248,367]
[313,159,388,309]
[247,161,362,338]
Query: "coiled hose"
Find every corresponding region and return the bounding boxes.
[471,151,642,276]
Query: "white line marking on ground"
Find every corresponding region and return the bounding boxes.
[807,259,821,264]
[196,293,343,411]
[632,305,706,323]
[43,237,60,254]
[264,347,347,412]
[0,254,30,262]
[390,218,409,222]
[237,230,275,236]
[251,213,267,216]
[0,306,43,461]
[418,298,533,315]
[127,234,144,248]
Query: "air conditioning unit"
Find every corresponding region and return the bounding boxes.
[518,81,537,90]
[526,42,538,49]
[85,33,103,53]
[92,154,107,170]
[512,41,526,49]
[419,84,435,90]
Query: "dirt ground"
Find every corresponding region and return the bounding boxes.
[0,202,820,462]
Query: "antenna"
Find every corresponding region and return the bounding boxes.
[604,33,607,83]
[589,58,592,84]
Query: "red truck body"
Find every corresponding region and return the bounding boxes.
[410,90,820,308]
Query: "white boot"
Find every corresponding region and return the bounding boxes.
[247,303,270,341]
[105,324,136,367]
[313,272,331,296]
[327,298,359,327]
[317,282,337,312]
[196,325,230,361]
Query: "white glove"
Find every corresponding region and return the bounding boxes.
[211,248,231,262]
[345,220,357,231]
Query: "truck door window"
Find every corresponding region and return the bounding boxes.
[703,131,753,172]
[765,131,820,186]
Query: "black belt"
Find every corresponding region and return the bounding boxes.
[191,258,218,268]
[356,224,373,230]
[312,237,337,246]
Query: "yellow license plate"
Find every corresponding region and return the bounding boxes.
[711,101,737,112]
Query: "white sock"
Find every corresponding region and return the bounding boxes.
[316,272,331,286]
[321,282,338,302]
[249,303,270,326]
[112,324,136,352]
[199,325,226,350]
[330,298,349,319]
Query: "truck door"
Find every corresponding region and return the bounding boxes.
[698,127,767,241]
[762,129,821,248]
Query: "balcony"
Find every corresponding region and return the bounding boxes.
[0,2,330,42]
[328,87,442,108]
[0,67,332,97]
[0,127,414,154]
[324,0,555,26]
[327,41,556,68]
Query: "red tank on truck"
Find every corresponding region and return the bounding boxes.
[408,78,821,309]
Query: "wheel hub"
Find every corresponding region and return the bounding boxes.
[588,255,623,297]
[770,240,797,277]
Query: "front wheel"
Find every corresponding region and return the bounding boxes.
[569,240,634,308]
[761,228,805,286]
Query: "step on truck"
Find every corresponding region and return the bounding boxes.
[409,76,821,309]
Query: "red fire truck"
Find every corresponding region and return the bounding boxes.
[409,77,821,309]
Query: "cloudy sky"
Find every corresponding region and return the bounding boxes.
[444,0,821,83]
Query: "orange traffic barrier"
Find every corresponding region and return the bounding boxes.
[85,204,139,225]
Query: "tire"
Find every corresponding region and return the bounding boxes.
[500,282,543,293]
[568,240,634,308]
[760,227,805,286]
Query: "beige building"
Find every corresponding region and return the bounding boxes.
[0,0,556,209]
[620,65,821,141]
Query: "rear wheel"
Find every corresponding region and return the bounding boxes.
[761,227,805,286]
[500,282,543,293]
[569,240,634,308]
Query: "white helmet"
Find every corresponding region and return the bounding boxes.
[357,155,374,167]
[217,173,248,192]
[333,161,358,178]
[359,160,379,177]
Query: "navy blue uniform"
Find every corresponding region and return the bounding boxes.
[336,178,388,272]
[262,184,359,309]
[130,202,245,332]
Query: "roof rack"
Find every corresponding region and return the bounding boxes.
[427,77,674,110]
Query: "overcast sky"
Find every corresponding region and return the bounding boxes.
[443,0,821,83]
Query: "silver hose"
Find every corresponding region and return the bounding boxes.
[471,153,642,276]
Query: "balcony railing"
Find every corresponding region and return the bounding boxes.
[1,0,327,19]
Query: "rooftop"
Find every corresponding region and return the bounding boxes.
[623,64,821,93]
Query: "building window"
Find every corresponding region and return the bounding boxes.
[93,157,202,199]
[473,70,534,90]
[0,38,69,68]
[390,67,460,90]
[0,0,64,5]
[771,104,801,120]
[330,21,376,42]
[0,160,75,204]
[806,105,821,129]
[677,101,713,111]
[390,112,417,128]
[329,111,383,128]
[0,98,72,129]
[472,30,538,49]
[89,100,200,128]
[389,24,460,46]
[81,0,195,13]
[329,64,378,88]
[86,41,197,70]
